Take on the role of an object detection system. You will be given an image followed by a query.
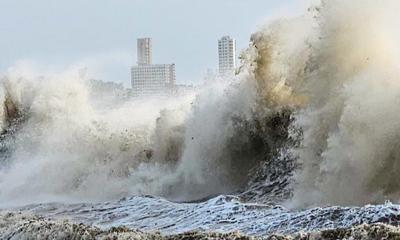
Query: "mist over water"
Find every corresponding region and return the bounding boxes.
[0,66,261,206]
[1,0,400,210]
[290,0,400,207]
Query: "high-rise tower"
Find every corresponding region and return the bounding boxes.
[131,38,176,96]
[218,36,236,76]
[137,38,152,65]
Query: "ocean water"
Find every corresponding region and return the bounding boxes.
[11,196,400,236]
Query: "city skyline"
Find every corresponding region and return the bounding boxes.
[131,38,176,96]
[0,0,308,87]
[131,35,235,97]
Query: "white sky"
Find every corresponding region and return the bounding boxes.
[0,0,308,86]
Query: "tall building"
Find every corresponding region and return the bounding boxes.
[218,36,236,76]
[131,38,176,96]
[131,64,176,96]
[137,38,152,65]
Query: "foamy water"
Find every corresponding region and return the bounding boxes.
[8,195,400,236]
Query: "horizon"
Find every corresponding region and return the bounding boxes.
[0,0,308,87]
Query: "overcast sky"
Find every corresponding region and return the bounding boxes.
[0,0,308,87]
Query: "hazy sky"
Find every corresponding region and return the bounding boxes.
[0,0,307,86]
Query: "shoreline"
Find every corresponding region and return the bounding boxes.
[1,212,400,240]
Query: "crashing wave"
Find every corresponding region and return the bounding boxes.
[0,0,400,211]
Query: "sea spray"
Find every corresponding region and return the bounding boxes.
[290,0,400,207]
[1,0,400,209]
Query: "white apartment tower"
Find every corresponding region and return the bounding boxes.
[131,38,176,96]
[137,38,152,65]
[218,36,236,76]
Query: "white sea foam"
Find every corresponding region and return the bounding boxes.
[1,0,400,209]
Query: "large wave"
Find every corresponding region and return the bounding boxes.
[1,0,400,208]
[289,0,400,207]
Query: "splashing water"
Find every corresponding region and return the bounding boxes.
[1,0,400,215]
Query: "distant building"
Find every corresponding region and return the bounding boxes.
[89,79,125,94]
[131,64,176,96]
[131,38,176,96]
[218,36,236,76]
[174,84,195,96]
[137,38,152,65]
[203,68,218,84]
[88,79,129,107]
